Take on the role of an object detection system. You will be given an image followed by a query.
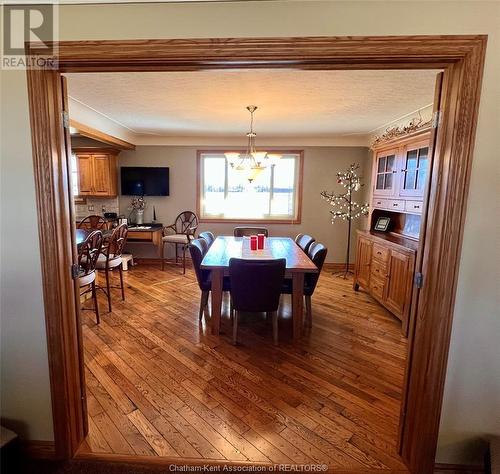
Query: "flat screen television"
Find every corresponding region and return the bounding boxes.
[120,167,169,196]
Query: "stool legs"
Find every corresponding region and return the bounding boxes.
[119,264,125,300]
[91,281,100,324]
[105,267,112,312]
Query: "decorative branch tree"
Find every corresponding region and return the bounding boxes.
[321,163,369,278]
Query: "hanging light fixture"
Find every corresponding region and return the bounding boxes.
[225,105,281,183]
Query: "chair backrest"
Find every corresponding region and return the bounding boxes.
[175,211,199,236]
[198,231,215,247]
[189,238,210,290]
[229,258,286,312]
[305,242,328,294]
[78,215,106,230]
[295,233,316,254]
[233,227,269,238]
[106,223,128,259]
[78,230,103,276]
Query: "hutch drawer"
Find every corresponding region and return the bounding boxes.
[372,243,389,263]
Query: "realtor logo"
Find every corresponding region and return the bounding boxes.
[1,4,59,70]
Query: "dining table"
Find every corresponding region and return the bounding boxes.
[200,236,318,341]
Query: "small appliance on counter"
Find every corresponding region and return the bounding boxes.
[103,212,119,227]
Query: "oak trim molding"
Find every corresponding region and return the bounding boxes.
[25,35,487,473]
[70,119,135,150]
[22,440,57,460]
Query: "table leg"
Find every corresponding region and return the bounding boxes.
[292,272,304,341]
[211,268,223,336]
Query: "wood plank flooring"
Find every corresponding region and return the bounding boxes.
[80,263,408,470]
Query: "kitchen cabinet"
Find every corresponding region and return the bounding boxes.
[72,148,119,197]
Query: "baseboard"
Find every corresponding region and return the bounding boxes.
[324,262,355,272]
[22,440,56,459]
[434,463,484,473]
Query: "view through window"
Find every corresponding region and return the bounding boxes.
[199,151,302,221]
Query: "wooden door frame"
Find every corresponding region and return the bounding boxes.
[25,35,487,473]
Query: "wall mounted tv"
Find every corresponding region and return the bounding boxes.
[120,167,169,196]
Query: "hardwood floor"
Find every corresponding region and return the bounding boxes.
[80,263,408,470]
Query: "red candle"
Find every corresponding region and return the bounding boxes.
[257,233,265,249]
[250,235,258,250]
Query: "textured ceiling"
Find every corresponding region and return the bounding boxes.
[65,69,438,138]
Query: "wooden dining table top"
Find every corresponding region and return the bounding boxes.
[201,236,318,273]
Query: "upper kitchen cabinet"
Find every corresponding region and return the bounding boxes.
[72,147,120,197]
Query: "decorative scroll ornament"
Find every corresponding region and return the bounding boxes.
[372,113,432,148]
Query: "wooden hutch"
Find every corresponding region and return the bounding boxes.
[353,130,431,336]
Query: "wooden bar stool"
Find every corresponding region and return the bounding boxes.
[96,224,128,312]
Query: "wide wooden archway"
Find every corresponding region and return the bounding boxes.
[26,35,486,473]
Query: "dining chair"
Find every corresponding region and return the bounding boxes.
[78,230,103,323]
[96,223,128,312]
[233,227,269,237]
[189,238,230,321]
[78,215,107,230]
[198,231,215,248]
[282,242,328,328]
[295,233,316,254]
[229,258,286,345]
[162,211,199,274]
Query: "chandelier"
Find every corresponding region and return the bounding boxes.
[224,105,281,183]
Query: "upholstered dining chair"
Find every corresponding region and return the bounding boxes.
[233,227,269,237]
[96,223,128,312]
[198,231,215,248]
[295,233,316,254]
[78,215,107,230]
[189,238,230,321]
[282,242,328,328]
[229,258,286,345]
[78,230,103,323]
[162,211,199,274]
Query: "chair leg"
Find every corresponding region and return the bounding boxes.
[272,311,278,345]
[199,290,209,321]
[175,244,178,263]
[183,245,186,275]
[161,242,165,271]
[105,267,112,312]
[305,295,312,328]
[230,295,234,322]
[92,281,100,324]
[119,263,125,300]
[232,310,238,345]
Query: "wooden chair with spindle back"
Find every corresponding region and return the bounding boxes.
[161,211,199,274]
[96,223,128,312]
[78,215,107,230]
[78,230,103,323]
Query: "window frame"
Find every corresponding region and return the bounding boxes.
[197,150,303,224]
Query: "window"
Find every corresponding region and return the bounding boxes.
[198,151,302,222]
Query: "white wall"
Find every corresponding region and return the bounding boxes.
[1,1,498,465]
[117,145,370,262]
[0,72,54,440]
